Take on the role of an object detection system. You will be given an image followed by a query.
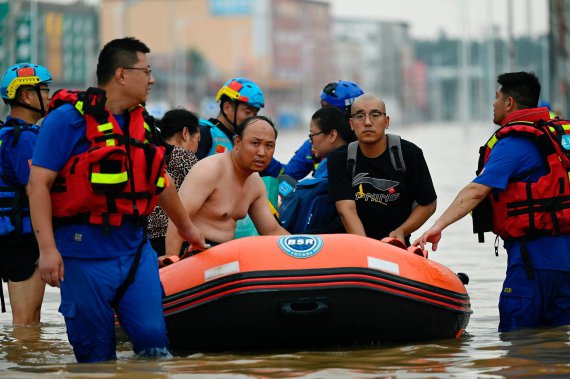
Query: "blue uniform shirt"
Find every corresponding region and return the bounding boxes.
[33,104,143,258]
[473,136,570,271]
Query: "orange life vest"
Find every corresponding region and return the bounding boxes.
[48,88,167,227]
[475,114,570,239]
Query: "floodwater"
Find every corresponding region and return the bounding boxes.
[1,123,569,378]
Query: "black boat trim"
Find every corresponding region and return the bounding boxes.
[163,268,471,316]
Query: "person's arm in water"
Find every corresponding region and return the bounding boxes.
[389,200,437,243]
[158,172,205,248]
[414,183,491,251]
[27,165,64,288]
[335,199,366,236]
[249,176,290,236]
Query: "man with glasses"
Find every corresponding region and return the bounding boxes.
[28,37,205,363]
[327,94,437,246]
[0,63,52,326]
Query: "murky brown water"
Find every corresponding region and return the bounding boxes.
[1,123,569,378]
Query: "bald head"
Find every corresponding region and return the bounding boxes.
[351,94,386,115]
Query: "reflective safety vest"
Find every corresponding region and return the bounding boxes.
[48,88,167,227]
[199,118,233,156]
[474,118,570,239]
[0,118,37,237]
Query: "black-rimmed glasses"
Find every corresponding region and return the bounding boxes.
[23,86,50,95]
[123,67,153,76]
[308,130,325,142]
[351,111,386,123]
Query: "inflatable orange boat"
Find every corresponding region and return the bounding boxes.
[160,234,471,352]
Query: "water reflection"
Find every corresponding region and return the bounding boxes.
[486,327,570,377]
[0,323,73,368]
[1,297,570,377]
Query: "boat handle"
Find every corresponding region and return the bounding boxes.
[279,299,330,318]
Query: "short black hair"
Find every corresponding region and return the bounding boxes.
[96,37,150,86]
[497,72,541,109]
[311,107,355,143]
[235,115,277,139]
[158,108,199,139]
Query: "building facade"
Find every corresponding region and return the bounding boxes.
[100,0,334,125]
[333,18,415,125]
[0,0,99,118]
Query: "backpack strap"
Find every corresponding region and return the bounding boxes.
[346,135,406,179]
[1,118,23,147]
[387,133,406,174]
[347,141,358,180]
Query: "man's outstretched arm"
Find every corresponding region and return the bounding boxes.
[389,200,437,243]
[414,182,492,251]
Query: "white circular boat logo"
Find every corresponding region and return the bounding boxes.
[278,235,323,258]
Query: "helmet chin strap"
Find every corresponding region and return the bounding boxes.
[221,101,239,132]
[13,87,47,118]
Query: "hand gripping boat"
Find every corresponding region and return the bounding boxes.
[160,234,471,352]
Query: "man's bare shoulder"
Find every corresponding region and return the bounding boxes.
[192,153,227,173]
[180,153,228,189]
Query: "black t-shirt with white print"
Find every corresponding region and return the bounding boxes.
[327,139,436,242]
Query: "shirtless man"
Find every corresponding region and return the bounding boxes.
[165,115,289,256]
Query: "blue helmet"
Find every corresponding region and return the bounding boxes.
[1,63,52,103]
[320,80,364,111]
[215,77,265,109]
[538,100,552,110]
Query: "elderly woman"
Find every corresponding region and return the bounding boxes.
[147,108,200,255]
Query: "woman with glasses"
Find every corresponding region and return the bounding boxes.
[308,106,356,178]
[147,108,200,256]
[279,106,354,234]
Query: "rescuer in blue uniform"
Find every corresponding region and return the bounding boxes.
[0,62,52,325]
[416,72,570,332]
[28,37,205,363]
[196,77,265,159]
